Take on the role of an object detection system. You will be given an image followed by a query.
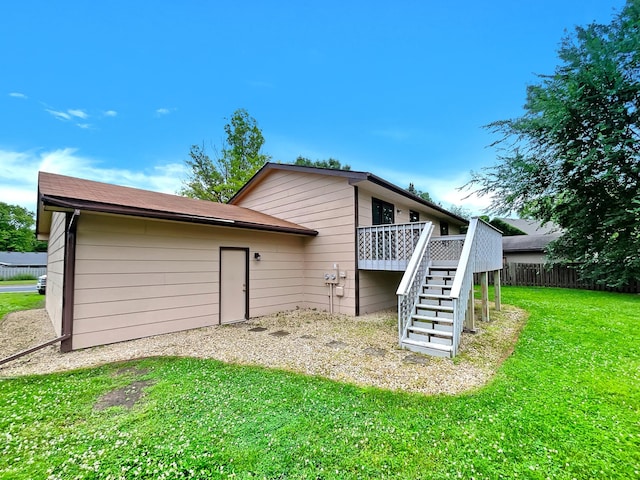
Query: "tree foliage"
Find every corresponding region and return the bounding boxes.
[479,217,528,236]
[468,1,640,287]
[293,156,351,170]
[180,109,270,202]
[406,183,434,202]
[0,202,46,252]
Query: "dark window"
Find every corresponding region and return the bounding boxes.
[440,221,449,236]
[409,210,419,223]
[372,198,394,225]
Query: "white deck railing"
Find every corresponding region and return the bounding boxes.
[395,222,434,341]
[449,218,503,355]
[357,221,429,271]
[429,235,466,264]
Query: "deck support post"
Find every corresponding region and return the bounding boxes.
[480,271,489,322]
[464,286,475,332]
[493,270,501,312]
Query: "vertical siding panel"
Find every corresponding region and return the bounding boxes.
[45,212,66,336]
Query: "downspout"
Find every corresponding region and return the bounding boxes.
[353,186,360,316]
[60,209,80,353]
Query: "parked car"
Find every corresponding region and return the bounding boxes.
[36,274,46,295]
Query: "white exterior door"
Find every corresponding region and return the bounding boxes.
[220,248,248,324]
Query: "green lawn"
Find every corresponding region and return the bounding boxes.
[0,287,638,479]
[0,292,44,320]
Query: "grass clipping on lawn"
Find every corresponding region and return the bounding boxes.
[0,304,527,395]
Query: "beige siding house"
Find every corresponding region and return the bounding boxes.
[36,163,502,357]
[230,164,467,317]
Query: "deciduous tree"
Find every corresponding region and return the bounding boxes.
[181,109,270,202]
[0,203,46,252]
[407,183,434,203]
[468,1,640,287]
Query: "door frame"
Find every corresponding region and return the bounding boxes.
[219,247,249,324]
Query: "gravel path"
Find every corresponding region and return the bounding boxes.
[0,306,527,395]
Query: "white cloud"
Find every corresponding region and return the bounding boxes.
[45,109,72,121]
[0,148,187,215]
[9,92,28,99]
[76,123,92,129]
[68,109,88,119]
[103,110,118,117]
[374,167,493,216]
[45,107,90,122]
[155,107,177,117]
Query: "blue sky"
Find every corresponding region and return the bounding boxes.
[0,0,626,215]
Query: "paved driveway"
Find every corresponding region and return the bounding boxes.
[0,285,37,293]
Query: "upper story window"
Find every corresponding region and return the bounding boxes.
[372,198,394,225]
[409,210,419,223]
[440,221,449,236]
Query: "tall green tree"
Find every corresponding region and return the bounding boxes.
[181,109,270,202]
[293,156,351,170]
[0,202,46,252]
[468,1,640,287]
[407,183,434,202]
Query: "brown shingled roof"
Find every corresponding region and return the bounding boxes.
[37,171,317,236]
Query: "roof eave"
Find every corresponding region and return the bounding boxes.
[40,195,318,237]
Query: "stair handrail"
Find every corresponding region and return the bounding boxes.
[449,218,478,300]
[396,222,434,341]
[448,217,503,355]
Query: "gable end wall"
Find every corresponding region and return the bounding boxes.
[233,170,356,315]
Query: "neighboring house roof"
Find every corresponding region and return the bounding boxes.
[497,218,559,236]
[502,233,561,253]
[230,162,470,225]
[36,172,318,237]
[0,251,47,266]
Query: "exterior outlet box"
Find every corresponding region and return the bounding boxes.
[339,271,347,279]
[335,286,344,297]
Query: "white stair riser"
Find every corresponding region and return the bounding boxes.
[415,308,453,319]
[407,332,453,346]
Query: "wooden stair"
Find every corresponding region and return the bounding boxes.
[401,265,457,357]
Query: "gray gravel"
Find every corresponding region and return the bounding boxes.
[0,306,527,395]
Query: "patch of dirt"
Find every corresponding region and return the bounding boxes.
[94,379,155,411]
[403,354,431,365]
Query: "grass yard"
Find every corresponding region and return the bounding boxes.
[0,287,638,479]
[0,292,44,320]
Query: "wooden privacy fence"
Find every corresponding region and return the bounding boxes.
[475,262,639,294]
[0,266,46,280]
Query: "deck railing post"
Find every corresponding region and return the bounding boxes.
[493,270,501,311]
[480,271,489,322]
